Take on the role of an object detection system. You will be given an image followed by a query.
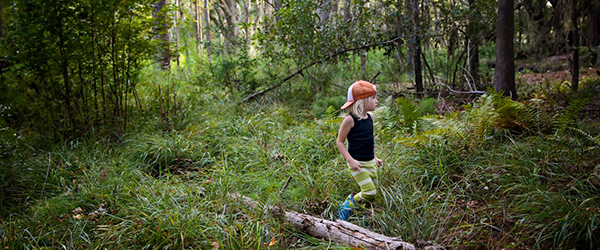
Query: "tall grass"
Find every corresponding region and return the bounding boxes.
[2,68,600,249]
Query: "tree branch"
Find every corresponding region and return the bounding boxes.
[241,37,404,103]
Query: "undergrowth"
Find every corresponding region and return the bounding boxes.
[1,73,600,249]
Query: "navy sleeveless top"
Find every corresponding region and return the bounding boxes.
[347,114,375,161]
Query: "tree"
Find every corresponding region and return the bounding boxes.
[570,0,579,92]
[409,0,423,95]
[493,0,517,99]
[591,0,599,46]
[153,0,172,69]
[1,0,155,138]
[466,0,480,86]
[204,0,211,61]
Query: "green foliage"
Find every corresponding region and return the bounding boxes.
[579,46,597,67]
[555,98,590,129]
[377,96,438,140]
[210,43,266,96]
[463,92,535,136]
[2,86,600,249]
[311,93,345,117]
[256,0,387,66]
[1,0,156,139]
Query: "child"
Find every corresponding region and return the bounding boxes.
[336,80,383,221]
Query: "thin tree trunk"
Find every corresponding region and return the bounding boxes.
[591,0,599,46]
[570,0,579,92]
[0,2,4,37]
[274,0,281,21]
[220,0,238,43]
[175,0,181,67]
[193,0,200,52]
[244,0,250,41]
[153,0,171,69]
[361,51,368,80]
[493,0,517,99]
[411,0,423,96]
[204,0,211,62]
[467,0,479,87]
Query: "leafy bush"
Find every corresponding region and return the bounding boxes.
[1,0,156,138]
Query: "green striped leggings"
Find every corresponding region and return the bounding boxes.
[349,159,379,203]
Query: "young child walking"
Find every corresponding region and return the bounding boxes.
[336,80,383,221]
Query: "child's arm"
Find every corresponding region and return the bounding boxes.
[370,112,383,167]
[374,156,383,167]
[337,115,361,171]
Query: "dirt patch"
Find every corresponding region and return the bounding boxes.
[519,67,600,85]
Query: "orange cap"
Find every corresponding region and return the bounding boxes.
[340,81,377,109]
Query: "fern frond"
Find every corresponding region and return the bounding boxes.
[554,98,590,129]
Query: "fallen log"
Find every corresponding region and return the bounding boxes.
[229,193,442,250]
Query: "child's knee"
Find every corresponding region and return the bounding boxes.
[362,189,377,200]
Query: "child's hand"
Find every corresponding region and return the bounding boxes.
[375,157,383,167]
[349,159,361,171]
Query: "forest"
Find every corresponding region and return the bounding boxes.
[0,0,599,249]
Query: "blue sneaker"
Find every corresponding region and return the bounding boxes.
[337,193,355,221]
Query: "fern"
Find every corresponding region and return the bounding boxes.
[555,98,590,129]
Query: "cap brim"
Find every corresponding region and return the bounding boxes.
[340,101,354,110]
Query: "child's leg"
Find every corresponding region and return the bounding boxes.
[338,159,379,220]
[350,160,379,203]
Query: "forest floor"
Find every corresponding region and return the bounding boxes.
[519,65,600,119]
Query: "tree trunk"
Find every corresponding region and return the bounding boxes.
[467,0,479,87]
[229,194,441,250]
[570,0,579,92]
[591,0,599,46]
[244,0,250,41]
[361,51,368,80]
[153,0,171,69]
[524,0,551,56]
[318,0,332,24]
[219,0,238,43]
[175,0,181,67]
[493,0,517,99]
[393,0,407,79]
[411,0,423,96]
[204,0,211,62]
[193,0,203,51]
[274,0,281,21]
[0,2,4,37]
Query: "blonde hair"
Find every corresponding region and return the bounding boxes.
[348,96,374,119]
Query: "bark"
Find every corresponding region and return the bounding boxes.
[0,2,4,37]
[318,0,332,24]
[193,0,203,51]
[204,0,211,61]
[524,0,551,55]
[467,0,479,86]
[218,0,238,42]
[243,0,250,41]
[361,51,368,80]
[272,0,281,21]
[410,0,423,96]
[175,0,181,67]
[343,0,351,21]
[493,0,517,99]
[591,0,599,46]
[570,0,579,92]
[153,0,171,69]
[229,194,442,250]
